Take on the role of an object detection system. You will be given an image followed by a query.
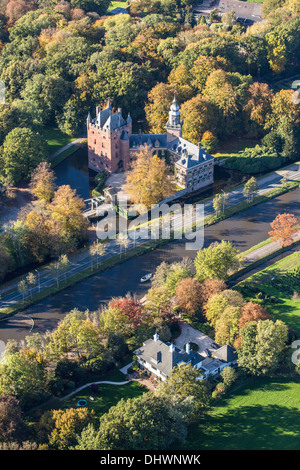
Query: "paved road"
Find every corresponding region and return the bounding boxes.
[1,187,299,343]
[0,162,299,311]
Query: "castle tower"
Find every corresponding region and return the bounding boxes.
[87,103,132,173]
[166,96,182,142]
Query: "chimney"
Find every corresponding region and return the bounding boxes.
[185,343,191,355]
[198,142,201,148]
[169,343,175,353]
[118,107,122,115]
[96,106,100,115]
[154,333,159,342]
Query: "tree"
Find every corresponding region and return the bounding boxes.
[40,407,94,450]
[82,393,187,450]
[164,265,191,297]
[212,194,220,217]
[5,0,35,22]
[29,161,56,204]
[181,94,216,144]
[238,319,288,375]
[215,306,241,345]
[175,278,203,319]
[220,366,238,389]
[109,297,143,329]
[221,10,237,27]
[235,301,270,348]
[194,241,240,282]
[99,307,129,337]
[26,272,36,298]
[243,176,259,202]
[205,289,244,328]
[199,278,227,306]
[0,396,25,443]
[243,82,273,136]
[0,128,47,184]
[70,0,111,15]
[17,279,28,303]
[89,241,106,269]
[49,185,88,245]
[49,254,70,287]
[266,89,300,159]
[116,235,129,258]
[125,145,176,209]
[201,131,218,154]
[21,74,71,125]
[268,213,299,247]
[0,348,47,407]
[145,285,172,318]
[155,364,211,421]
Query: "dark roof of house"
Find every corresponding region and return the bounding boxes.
[134,339,205,378]
[194,0,262,22]
[109,7,129,15]
[171,138,214,168]
[213,345,237,362]
[129,134,168,149]
[129,134,214,166]
[103,112,127,131]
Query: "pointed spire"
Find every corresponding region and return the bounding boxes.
[87,111,92,122]
[106,99,112,110]
[126,112,132,123]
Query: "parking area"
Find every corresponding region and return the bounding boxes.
[174,322,219,355]
[105,172,130,203]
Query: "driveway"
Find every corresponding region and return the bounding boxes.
[174,322,218,354]
[105,172,130,202]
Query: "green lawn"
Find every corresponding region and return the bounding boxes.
[108,1,128,11]
[41,127,76,155]
[214,137,260,158]
[63,381,146,417]
[184,376,300,450]
[236,252,300,334]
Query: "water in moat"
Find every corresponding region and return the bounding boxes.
[53,145,246,204]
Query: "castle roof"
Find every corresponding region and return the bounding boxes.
[120,130,129,140]
[129,133,214,166]
[129,134,168,149]
[103,112,127,130]
[170,137,214,167]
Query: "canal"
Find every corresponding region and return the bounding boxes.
[1,187,299,343]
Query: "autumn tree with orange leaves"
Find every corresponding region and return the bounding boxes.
[268,213,299,247]
[234,301,271,348]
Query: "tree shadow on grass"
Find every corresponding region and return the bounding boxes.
[186,403,300,450]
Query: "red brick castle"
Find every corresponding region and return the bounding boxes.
[87,98,214,192]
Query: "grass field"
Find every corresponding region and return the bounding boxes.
[41,127,76,155]
[213,137,259,159]
[184,376,300,450]
[63,381,146,417]
[108,1,128,11]
[236,252,300,334]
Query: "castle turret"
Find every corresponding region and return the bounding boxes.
[166,95,182,142]
[87,103,132,173]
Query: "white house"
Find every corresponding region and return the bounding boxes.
[134,333,237,381]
